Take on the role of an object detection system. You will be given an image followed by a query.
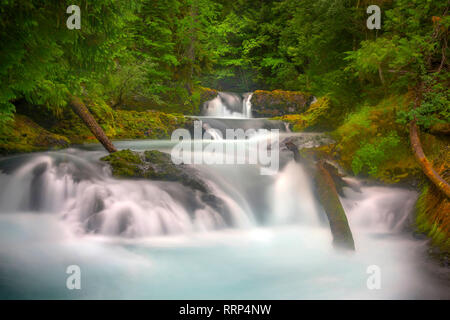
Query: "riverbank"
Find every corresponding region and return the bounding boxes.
[275,93,449,264]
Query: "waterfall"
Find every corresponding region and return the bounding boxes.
[0,110,444,300]
[242,92,253,118]
[0,152,252,237]
[202,92,253,118]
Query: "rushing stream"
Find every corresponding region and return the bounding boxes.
[0,94,448,299]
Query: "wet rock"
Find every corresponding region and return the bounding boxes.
[101,149,207,192]
[251,90,312,117]
[101,149,229,219]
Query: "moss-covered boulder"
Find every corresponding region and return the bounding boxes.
[101,149,208,193]
[251,89,312,117]
[273,96,337,131]
[101,149,228,213]
[0,115,70,155]
[198,87,218,105]
[100,149,143,178]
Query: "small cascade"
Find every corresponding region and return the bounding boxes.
[202,92,253,118]
[0,152,252,237]
[242,92,253,118]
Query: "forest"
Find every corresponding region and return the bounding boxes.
[0,0,449,299]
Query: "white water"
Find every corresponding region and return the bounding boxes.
[0,118,448,299]
[202,92,253,118]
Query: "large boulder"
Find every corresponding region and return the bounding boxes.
[198,87,218,105]
[251,89,312,117]
[273,96,337,132]
[101,149,207,192]
[100,149,227,213]
[0,115,70,155]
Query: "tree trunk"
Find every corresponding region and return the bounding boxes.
[285,141,355,250]
[410,119,450,198]
[68,96,117,153]
[315,160,355,251]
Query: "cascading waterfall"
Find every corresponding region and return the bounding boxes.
[0,104,447,299]
[0,152,252,237]
[243,92,253,118]
[202,92,253,118]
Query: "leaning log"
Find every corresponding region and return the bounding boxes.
[285,141,355,250]
[315,160,355,250]
[410,120,450,198]
[68,96,117,153]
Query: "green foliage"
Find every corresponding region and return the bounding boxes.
[397,74,450,128]
[0,115,69,154]
[351,132,401,176]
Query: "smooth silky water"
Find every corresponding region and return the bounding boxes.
[0,95,448,299]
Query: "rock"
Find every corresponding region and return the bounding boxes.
[251,89,312,117]
[273,96,338,132]
[101,149,229,217]
[0,115,70,155]
[101,149,207,192]
[198,87,218,105]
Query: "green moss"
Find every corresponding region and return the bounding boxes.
[273,96,338,131]
[198,86,218,105]
[50,107,188,144]
[100,149,144,178]
[101,149,208,192]
[416,183,450,253]
[252,89,311,117]
[330,95,420,183]
[0,115,70,154]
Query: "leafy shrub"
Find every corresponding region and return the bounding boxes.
[351,132,401,176]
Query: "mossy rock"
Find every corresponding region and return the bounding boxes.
[100,149,144,178]
[273,96,336,132]
[0,115,70,155]
[101,149,208,193]
[251,89,312,117]
[198,87,218,105]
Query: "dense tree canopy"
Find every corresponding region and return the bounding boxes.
[0,0,448,129]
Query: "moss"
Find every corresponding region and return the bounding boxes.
[198,86,218,105]
[101,149,208,192]
[251,89,312,117]
[100,149,144,178]
[416,183,450,254]
[0,115,70,155]
[50,107,188,144]
[329,95,421,183]
[273,96,337,131]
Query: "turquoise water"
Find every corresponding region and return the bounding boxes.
[0,133,448,299]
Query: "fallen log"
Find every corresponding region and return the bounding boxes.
[285,141,355,250]
[410,120,450,198]
[69,95,117,153]
[315,160,355,250]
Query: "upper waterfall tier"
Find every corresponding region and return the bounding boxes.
[202,92,253,118]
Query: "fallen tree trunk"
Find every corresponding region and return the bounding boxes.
[409,119,450,198]
[285,141,355,250]
[68,96,117,153]
[315,160,355,251]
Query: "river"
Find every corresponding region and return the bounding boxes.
[0,92,448,299]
